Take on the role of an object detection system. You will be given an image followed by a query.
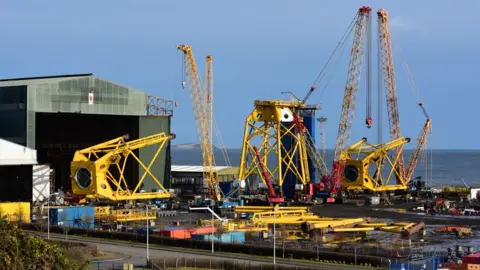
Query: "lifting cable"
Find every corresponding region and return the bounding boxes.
[310,13,359,103]
[181,52,186,89]
[392,36,433,183]
[392,37,430,120]
[365,14,373,128]
[213,115,232,167]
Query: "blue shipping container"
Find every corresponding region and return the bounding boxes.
[191,231,245,244]
[49,206,95,229]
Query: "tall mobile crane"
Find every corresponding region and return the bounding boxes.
[336,8,432,194]
[321,6,373,196]
[316,7,431,196]
[177,45,222,201]
[375,9,431,188]
[377,8,405,184]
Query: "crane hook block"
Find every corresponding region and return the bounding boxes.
[181,81,186,89]
[366,118,373,128]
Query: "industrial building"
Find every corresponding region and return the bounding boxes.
[0,73,173,202]
[170,165,240,199]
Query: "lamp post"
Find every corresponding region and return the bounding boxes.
[47,192,59,240]
[146,204,150,261]
[273,207,276,265]
[211,205,214,254]
[189,205,223,254]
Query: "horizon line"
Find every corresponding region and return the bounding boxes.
[172,144,480,151]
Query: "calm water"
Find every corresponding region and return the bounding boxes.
[172,148,480,186]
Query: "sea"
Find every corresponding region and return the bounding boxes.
[172,148,480,187]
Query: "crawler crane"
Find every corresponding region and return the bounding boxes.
[177,45,222,201]
[335,8,432,194]
[315,7,431,197]
[321,6,373,196]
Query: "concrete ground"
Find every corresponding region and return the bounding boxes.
[313,203,480,226]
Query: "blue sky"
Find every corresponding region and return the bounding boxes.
[0,1,478,149]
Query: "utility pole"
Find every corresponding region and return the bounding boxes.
[316,117,328,160]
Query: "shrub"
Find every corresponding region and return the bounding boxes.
[0,219,87,270]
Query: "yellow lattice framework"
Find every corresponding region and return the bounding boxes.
[238,100,311,194]
[71,132,175,201]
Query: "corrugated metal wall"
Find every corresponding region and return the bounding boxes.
[139,116,171,190]
[27,76,147,115]
[0,75,149,148]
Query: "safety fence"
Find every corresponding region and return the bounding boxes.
[90,259,344,270]
[21,223,389,267]
[147,257,345,270]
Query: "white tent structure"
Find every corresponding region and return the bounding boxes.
[0,139,50,203]
[0,138,37,165]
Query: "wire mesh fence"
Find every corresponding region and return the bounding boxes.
[90,258,345,270]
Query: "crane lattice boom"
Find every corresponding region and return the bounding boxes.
[177,45,221,201]
[293,113,329,180]
[405,119,431,181]
[328,6,372,194]
[377,9,405,184]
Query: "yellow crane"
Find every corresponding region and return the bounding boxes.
[324,6,373,196]
[376,9,431,187]
[339,8,432,192]
[377,8,406,184]
[71,132,175,200]
[177,45,222,201]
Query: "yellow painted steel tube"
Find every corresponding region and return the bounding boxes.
[329,227,375,232]
[307,218,364,230]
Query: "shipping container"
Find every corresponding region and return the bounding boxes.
[155,229,191,239]
[192,231,245,244]
[154,227,217,239]
[463,253,480,265]
[49,206,94,229]
[0,202,30,223]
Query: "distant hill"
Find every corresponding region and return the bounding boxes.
[173,143,221,151]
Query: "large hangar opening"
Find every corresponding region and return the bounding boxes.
[0,166,32,202]
[35,112,140,191]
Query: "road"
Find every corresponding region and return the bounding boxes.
[37,233,364,270]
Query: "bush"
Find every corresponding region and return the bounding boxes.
[0,219,87,270]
